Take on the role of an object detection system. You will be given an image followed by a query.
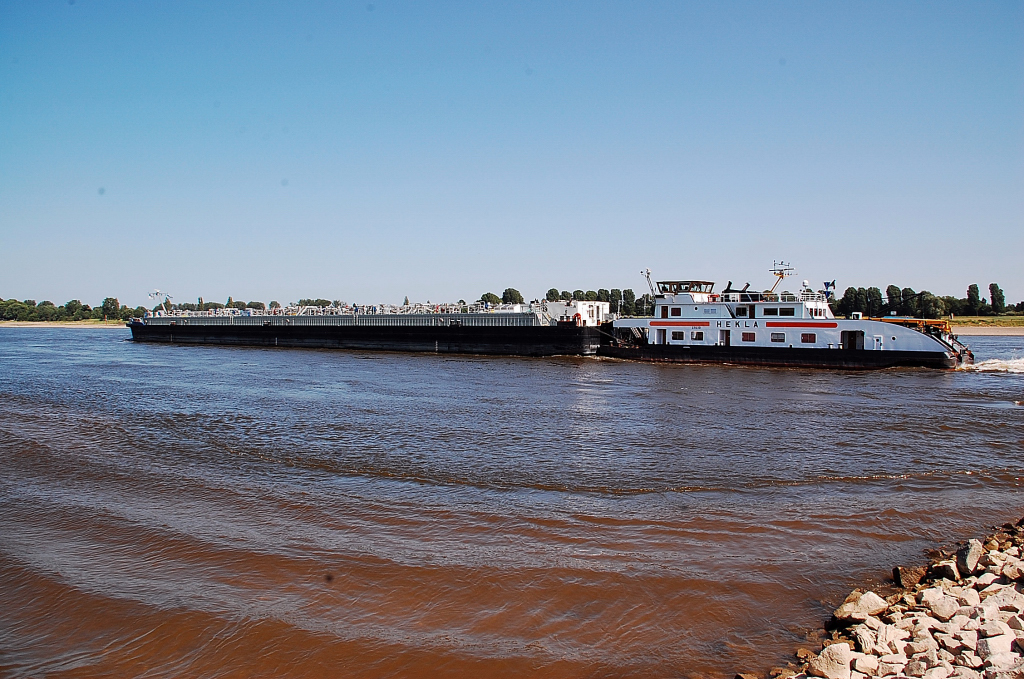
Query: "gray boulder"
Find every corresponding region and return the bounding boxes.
[958,540,985,576]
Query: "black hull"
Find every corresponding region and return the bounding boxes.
[128,322,601,357]
[598,344,957,369]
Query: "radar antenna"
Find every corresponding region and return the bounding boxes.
[148,289,173,308]
[768,261,795,292]
[641,268,655,296]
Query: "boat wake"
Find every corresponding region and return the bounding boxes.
[961,357,1024,374]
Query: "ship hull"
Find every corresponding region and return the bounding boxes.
[599,343,958,369]
[128,321,602,357]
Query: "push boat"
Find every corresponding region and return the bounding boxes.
[604,267,974,370]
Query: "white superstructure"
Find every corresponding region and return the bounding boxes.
[610,267,972,368]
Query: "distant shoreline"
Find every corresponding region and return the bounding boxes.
[0,321,127,328]
[952,326,1024,336]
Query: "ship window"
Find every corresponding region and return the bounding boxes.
[736,307,748,317]
[691,331,704,341]
[670,307,681,317]
[763,308,778,316]
[741,332,755,342]
[780,308,796,317]
[671,331,685,340]
[770,332,786,343]
[801,333,816,344]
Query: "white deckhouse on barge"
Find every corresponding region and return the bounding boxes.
[603,265,973,369]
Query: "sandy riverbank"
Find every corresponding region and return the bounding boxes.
[952,327,1024,336]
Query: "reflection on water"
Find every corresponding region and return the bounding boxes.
[1,330,1022,678]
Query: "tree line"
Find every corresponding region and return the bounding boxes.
[834,283,1021,319]
[0,297,149,322]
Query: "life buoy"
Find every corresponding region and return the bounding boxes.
[573,313,583,327]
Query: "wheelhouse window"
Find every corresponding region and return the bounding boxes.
[741,332,755,342]
[735,307,748,317]
[671,331,686,340]
[770,332,786,343]
[779,308,796,317]
[690,331,704,341]
[801,333,816,344]
[763,308,779,316]
[670,307,681,317]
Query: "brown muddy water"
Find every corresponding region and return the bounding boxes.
[1,329,1023,678]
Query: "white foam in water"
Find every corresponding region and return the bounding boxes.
[962,357,1024,374]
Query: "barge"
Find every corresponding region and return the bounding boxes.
[603,267,973,369]
[127,301,606,356]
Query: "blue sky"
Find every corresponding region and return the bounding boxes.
[1,1,1021,307]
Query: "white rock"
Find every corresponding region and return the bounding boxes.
[878,660,906,677]
[906,659,929,676]
[1003,558,1024,581]
[854,626,877,653]
[836,591,890,622]
[977,574,1001,588]
[957,630,981,651]
[808,643,853,679]
[977,633,1015,659]
[982,621,1015,638]
[982,651,1021,669]
[853,654,879,674]
[923,667,950,679]
[948,668,982,679]
[961,589,983,607]
[908,637,941,654]
[933,598,963,622]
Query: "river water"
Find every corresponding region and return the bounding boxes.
[1,329,1022,678]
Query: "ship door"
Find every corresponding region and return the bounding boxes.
[841,330,865,350]
[873,335,883,350]
[656,329,666,344]
[719,329,730,347]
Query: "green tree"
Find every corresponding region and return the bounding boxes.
[559,290,571,300]
[101,297,120,320]
[636,293,653,316]
[622,289,636,316]
[885,285,902,314]
[900,288,917,316]
[404,296,410,306]
[989,283,1005,314]
[270,301,281,309]
[597,289,610,303]
[545,289,560,302]
[837,287,858,316]
[64,299,83,317]
[572,289,585,301]
[866,287,884,317]
[246,301,266,310]
[966,284,980,315]
[480,292,501,305]
[918,292,944,319]
[609,288,622,313]
[502,288,524,304]
[585,290,598,301]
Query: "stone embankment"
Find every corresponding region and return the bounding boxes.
[740,518,1024,679]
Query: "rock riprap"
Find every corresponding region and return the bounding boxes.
[742,518,1024,679]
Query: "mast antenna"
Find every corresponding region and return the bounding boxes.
[641,268,655,296]
[768,261,795,292]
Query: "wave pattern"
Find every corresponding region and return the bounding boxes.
[1,330,1023,678]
